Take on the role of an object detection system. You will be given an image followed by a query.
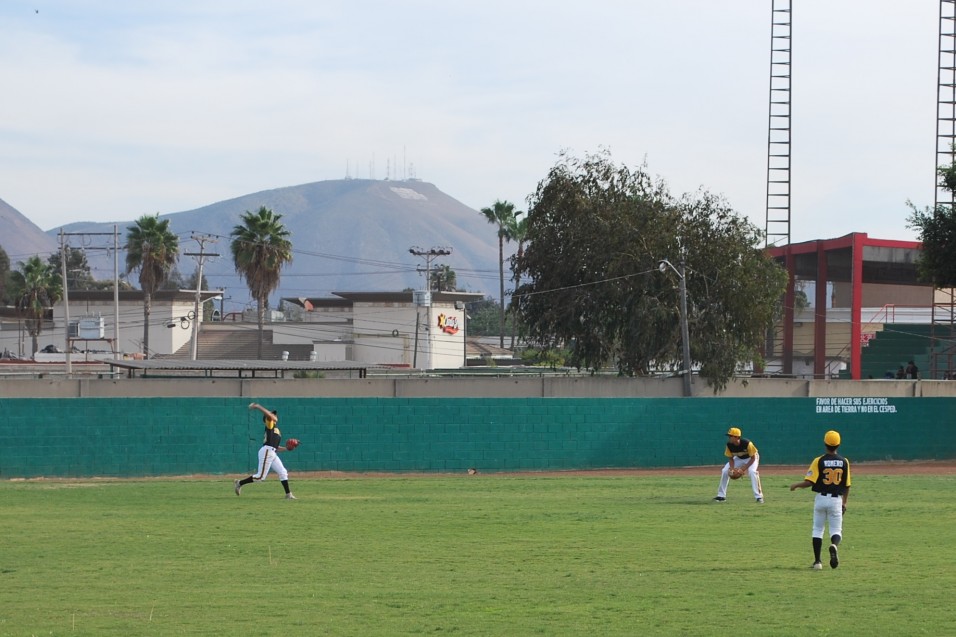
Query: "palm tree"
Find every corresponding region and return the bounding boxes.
[10,256,62,356]
[48,247,95,290]
[506,214,529,350]
[126,214,180,357]
[480,199,519,348]
[230,206,293,359]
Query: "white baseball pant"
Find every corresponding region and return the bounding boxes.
[716,454,763,500]
[812,492,843,538]
[252,445,289,482]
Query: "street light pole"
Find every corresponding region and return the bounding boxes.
[455,300,468,368]
[659,258,693,397]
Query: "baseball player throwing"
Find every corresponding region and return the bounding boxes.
[714,427,764,503]
[234,402,297,500]
[790,430,851,569]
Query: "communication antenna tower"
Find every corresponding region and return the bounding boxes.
[933,0,956,378]
[765,0,792,248]
[936,0,956,211]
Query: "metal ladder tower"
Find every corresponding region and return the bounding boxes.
[933,0,956,379]
[763,0,794,375]
[765,0,792,248]
[936,0,956,207]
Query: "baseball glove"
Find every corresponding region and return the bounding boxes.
[285,438,300,451]
[729,467,745,480]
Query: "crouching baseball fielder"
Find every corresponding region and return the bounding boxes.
[714,427,764,503]
[234,402,298,500]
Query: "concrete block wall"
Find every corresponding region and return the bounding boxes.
[3,396,954,479]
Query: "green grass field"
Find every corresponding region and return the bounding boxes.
[1,472,954,636]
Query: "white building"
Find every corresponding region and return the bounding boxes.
[1,289,485,369]
[0,289,223,360]
[281,291,484,369]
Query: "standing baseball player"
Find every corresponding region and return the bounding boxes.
[713,427,764,503]
[234,402,297,499]
[790,430,851,570]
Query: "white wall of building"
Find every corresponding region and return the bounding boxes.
[270,320,352,346]
[0,296,202,359]
[313,340,351,362]
[51,296,199,357]
[424,305,467,369]
[353,303,419,367]
[338,301,467,368]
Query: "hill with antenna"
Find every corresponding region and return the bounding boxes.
[52,179,508,307]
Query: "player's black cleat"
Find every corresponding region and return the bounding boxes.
[712,496,726,502]
[829,544,839,569]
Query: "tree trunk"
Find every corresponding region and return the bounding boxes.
[27,320,40,357]
[510,273,520,350]
[498,234,505,349]
[509,240,523,350]
[142,292,152,356]
[256,295,265,360]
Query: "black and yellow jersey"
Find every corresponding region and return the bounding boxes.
[262,414,282,449]
[804,453,851,496]
[725,437,758,460]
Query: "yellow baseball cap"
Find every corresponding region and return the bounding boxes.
[726,427,742,437]
[824,430,841,446]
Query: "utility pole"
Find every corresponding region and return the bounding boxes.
[59,230,124,364]
[60,231,71,376]
[409,246,452,369]
[113,225,121,359]
[409,246,452,292]
[183,235,219,361]
[658,258,693,397]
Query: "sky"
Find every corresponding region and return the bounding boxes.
[0,1,943,245]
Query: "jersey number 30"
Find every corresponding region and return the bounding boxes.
[822,468,844,486]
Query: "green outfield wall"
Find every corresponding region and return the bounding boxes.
[3,395,954,479]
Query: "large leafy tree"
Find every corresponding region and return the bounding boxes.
[480,200,520,348]
[514,151,787,391]
[464,297,513,337]
[184,267,216,321]
[126,214,180,356]
[230,206,293,359]
[10,255,63,356]
[906,154,956,288]
[430,264,458,292]
[48,247,96,290]
[160,267,187,290]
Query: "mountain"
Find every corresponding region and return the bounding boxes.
[48,179,508,306]
[0,197,58,263]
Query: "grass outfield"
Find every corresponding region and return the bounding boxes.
[1,472,954,636]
